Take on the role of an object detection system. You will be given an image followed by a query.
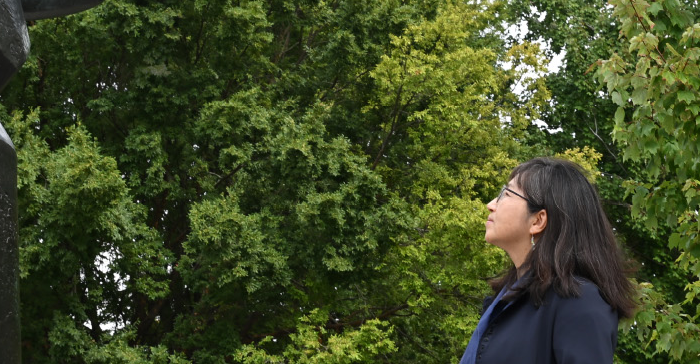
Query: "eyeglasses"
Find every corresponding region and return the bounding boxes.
[497,185,541,209]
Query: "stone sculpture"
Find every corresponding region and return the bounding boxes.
[1,0,103,89]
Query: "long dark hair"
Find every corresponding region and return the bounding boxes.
[490,157,636,318]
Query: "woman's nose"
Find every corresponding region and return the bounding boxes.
[486,198,497,212]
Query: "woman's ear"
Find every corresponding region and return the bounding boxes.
[529,209,547,235]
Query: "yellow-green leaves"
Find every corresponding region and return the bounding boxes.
[555,147,603,183]
[236,312,396,364]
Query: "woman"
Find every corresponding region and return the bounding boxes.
[459,157,636,364]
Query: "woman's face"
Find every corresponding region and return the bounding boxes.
[485,180,534,252]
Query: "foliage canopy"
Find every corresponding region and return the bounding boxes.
[1,0,550,362]
[6,0,699,362]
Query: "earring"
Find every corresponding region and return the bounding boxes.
[531,235,535,246]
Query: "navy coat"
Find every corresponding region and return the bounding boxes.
[472,279,619,364]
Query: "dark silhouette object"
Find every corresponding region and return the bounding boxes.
[0,1,103,362]
[0,0,30,91]
[0,126,19,364]
[22,0,103,20]
[1,0,103,89]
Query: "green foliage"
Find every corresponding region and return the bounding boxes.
[0,0,549,362]
[555,146,603,182]
[597,0,700,362]
[235,311,396,364]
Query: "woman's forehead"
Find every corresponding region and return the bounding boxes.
[507,175,522,188]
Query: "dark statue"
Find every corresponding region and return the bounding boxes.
[1,0,103,89]
[0,1,103,362]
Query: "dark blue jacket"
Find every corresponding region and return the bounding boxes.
[473,279,619,364]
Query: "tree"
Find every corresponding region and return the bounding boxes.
[597,0,700,362]
[1,0,548,362]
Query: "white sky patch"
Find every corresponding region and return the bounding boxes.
[502,9,566,134]
[92,248,129,333]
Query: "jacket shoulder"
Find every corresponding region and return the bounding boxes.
[559,278,614,310]
[550,279,619,364]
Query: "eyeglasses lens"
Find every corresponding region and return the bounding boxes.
[497,186,505,201]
